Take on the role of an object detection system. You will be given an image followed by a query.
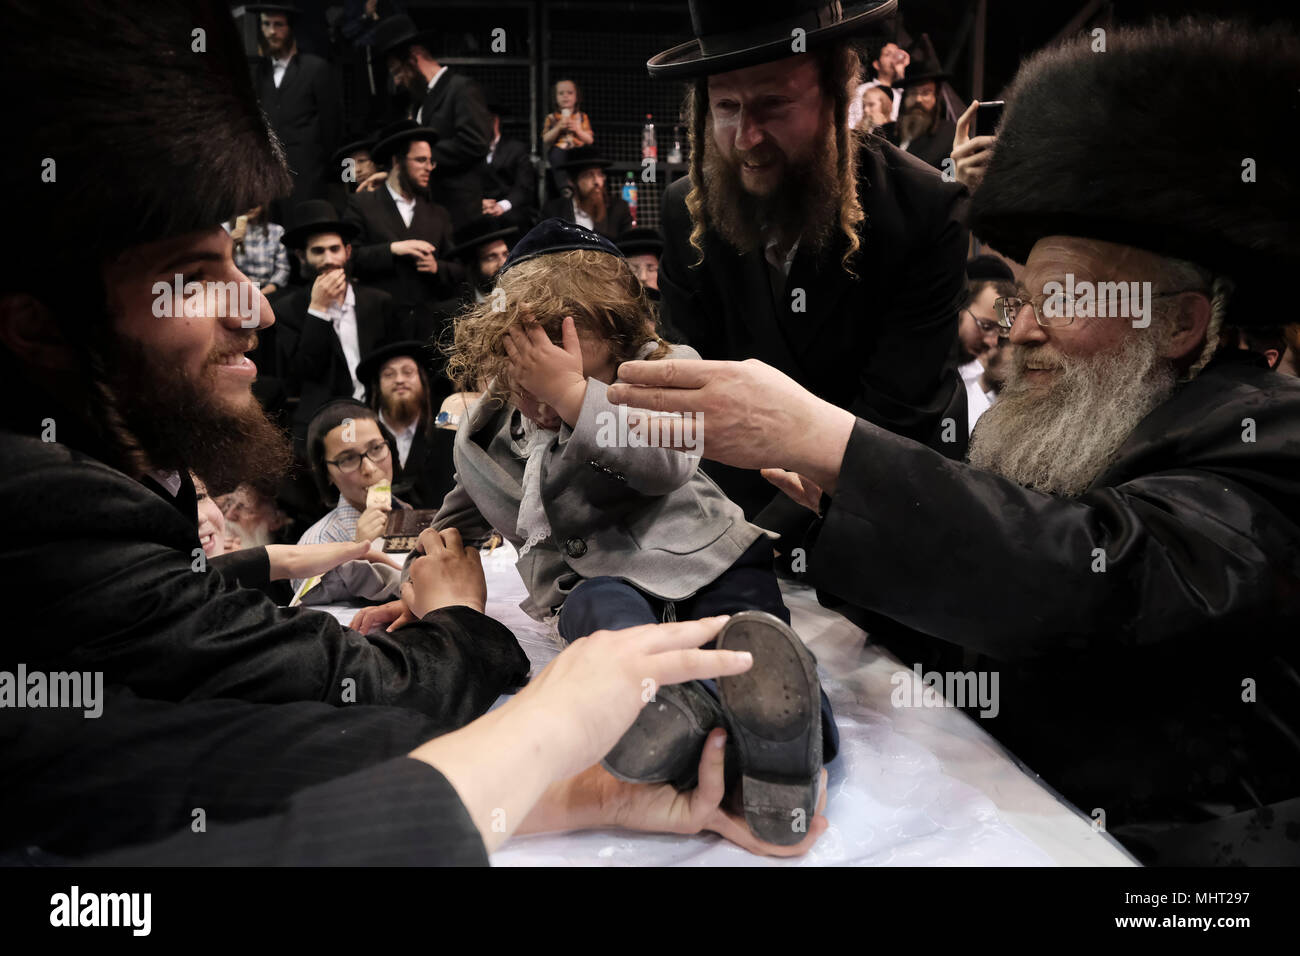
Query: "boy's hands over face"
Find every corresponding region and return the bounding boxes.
[503,315,588,425]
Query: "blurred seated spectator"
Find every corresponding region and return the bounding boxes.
[228,204,290,295]
[331,136,380,207]
[443,215,519,308]
[483,99,538,228]
[615,227,663,296]
[956,256,1016,432]
[541,149,632,241]
[541,78,593,195]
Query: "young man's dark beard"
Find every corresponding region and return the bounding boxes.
[701,119,841,256]
[105,334,293,496]
[397,164,430,201]
[576,183,607,223]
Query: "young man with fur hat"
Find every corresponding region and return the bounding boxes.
[614,16,1300,865]
[0,0,818,864]
[647,0,970,548]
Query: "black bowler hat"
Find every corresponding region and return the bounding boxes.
[371,118,440,168]
[501,218,623,276]
[371,14,437,59]
[282,199,359,249]
[647,0,897,79]
[356,339,440,393]
[615,227,664,258]
[331,137,376,169]
[551,145,613,172]
[446,215,520,259]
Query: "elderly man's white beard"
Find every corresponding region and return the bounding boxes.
[967,332,1176,496]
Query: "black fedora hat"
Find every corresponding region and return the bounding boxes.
[896,56,951,88]
[244,3,301,16]
[282,199,359,249]
[647,0,897,79]
[615,227,664,258]
[446,215,520,259]
[371,14,437,59]
[331,137,376,169]
[552,145,613,172]
[502,218,623,276]
[371,118,439,168]
[356,339,441,392]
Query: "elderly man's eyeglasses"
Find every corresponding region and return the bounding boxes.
[325,440,390,473]
[992,288,1207,333]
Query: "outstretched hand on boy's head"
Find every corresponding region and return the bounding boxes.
[503,314,589,427]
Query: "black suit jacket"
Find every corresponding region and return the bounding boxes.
[344,187,464,339]
[274,283,412,441]
[0,413,530,862]
[658,137,969,529]
[417,70,494,229]
[484,135,538,226]
[254,52,343,209]
[540,194,634,242]
[810,352,1300,864]
[904,117,957,172]
[395,420,459,510]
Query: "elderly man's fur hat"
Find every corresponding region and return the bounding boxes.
[971,17,1298,326]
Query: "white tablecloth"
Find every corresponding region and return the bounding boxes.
[318,543,1136,867]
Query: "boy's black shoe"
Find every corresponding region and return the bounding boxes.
[715,610,823,846]
[600,680,722,789]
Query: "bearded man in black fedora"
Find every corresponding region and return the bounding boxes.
[613,16,1300,865]
[647,0,970,549]
[372,14,494,230]
[343,119,464,340]
[540,146,634,241]
[357,339,457,510]
[249,3,343,217]
[442,214,520,307]
[895,57,957,171]
[277,199,414,450]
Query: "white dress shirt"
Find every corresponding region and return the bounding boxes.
[380,410,419,467]
[272,55,292,89]
[573,203,594,232]
[486,133,512,214]
[415,65,449,123]
[307,284,364,399]
[959,358,992,434]
[387,181,416,228]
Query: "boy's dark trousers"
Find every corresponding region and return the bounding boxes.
[556,537,839,760]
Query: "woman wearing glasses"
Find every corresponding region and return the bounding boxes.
[293,399,408,603]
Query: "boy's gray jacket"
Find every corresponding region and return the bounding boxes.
[434,343,770,620]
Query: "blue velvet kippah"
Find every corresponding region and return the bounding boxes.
[500,218,624,276]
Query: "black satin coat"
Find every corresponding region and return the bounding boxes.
[809,352,1300,864]
[0,396,529,861]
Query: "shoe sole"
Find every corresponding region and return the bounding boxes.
[716,610,822,846]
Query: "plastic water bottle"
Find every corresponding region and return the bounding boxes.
[641,114,657,160]
[622,171,638,226]
[667,125,684,165]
